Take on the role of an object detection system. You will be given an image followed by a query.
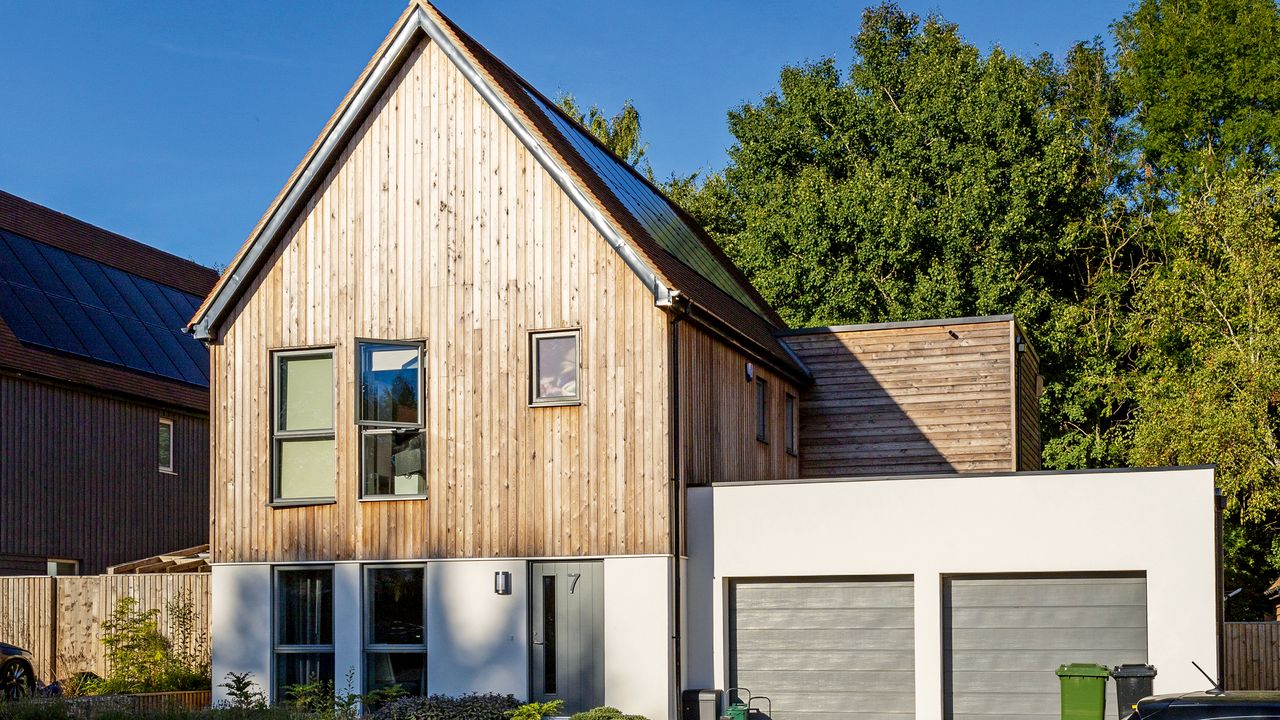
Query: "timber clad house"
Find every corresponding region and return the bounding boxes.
[0,190,215,575]
[194,4,1218,720]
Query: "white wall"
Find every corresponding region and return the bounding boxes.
[211,563,273,706]
[334,563,364,695]
[685,467,1218,720]
[603,556,674,720]
[426,559,529,697]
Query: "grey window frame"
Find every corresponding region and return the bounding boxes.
[271,348,336,506]
[785,392,798,455]
[272,565,335,704]
[47,559,78,576]
[756,377,769,444]
[356,340,426,501]
[363,564,428,695]
[158,417,175,473]
[529,328,583,407]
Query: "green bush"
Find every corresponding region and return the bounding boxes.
[87,594,210,695]
[568,707,647,720]
[371,693,522,720]
[504,702,561,720]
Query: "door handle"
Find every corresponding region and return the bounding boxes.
[532,640,545,645]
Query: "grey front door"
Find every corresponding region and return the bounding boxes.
[530,561,604,714]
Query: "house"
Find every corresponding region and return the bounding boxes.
[0,190,217,575]
[194,4,1219,720]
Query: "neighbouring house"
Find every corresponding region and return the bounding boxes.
[192,4,1219,720]
[0,190,216,575]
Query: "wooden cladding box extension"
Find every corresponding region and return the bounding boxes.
[780,316,1041,477]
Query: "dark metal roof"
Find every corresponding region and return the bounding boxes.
[0,228,209,387]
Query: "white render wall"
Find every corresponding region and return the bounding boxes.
[211,563,273,706]
[684,467,1218,720]
[426,559,529,697]
[603,557,675,720]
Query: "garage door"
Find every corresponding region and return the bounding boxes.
[731,577,914,720]
[943,574,1147,720]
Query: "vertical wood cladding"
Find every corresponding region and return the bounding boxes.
[678,322,800,485]
[782,319,1031,477]
[211,39,670,564]
[0,373,209,574]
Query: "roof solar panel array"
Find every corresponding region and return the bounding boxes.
[521,89,768,319]
[0,229,209,386]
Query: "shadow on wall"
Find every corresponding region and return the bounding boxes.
[426,562,528,698]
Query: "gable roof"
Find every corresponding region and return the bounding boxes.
[189,1,806,380]
[0,190,217,410]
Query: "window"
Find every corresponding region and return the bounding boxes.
[530,329,581,406]
[364,566,426,700]
[272,350,335,504]
[158,418,174,473]
[785,393,798,455]
[358,342,425,498]
[756,377,769,443]
[274,567,334,702]
[47,559,78,576]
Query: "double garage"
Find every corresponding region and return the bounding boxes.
[729,575,1147,720]
[685,469,1217,720]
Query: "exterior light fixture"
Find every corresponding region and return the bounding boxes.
[494,571,511,595]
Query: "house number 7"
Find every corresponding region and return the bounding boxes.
[568,573,580,594]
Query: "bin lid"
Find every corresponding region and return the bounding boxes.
[1112,664,1157,678]
[1057,663,1112,678]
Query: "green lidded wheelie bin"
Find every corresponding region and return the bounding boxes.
[1057,663,1110,720]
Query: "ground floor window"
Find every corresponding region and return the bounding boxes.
[365,565,426,699]
[274,567,334,702]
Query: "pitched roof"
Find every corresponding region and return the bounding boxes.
[190,1,806,380]
[0,190,217,410]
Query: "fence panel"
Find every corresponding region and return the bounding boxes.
[1224,621,1280,690]
[0,576,55,680]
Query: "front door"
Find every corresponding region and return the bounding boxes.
[530,561,604,714]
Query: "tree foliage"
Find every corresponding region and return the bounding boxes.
[555,93,652,178]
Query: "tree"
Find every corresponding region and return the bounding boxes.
[1115,0,1280,187]
[556,93,652,178]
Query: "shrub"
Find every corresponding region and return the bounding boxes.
[505,701,561,720]
[217,672,266,710]
[569,708,647,720]
[372,693,522,720]
[87,594,210,695]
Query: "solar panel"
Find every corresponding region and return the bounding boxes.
[0,229,210,387]
[521,89,768,318]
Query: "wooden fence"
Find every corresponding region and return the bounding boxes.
[1224,621,1280,690]
[0,574,209,683]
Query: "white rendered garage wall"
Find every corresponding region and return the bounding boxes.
[210,563,272,706]
[603,556,674,720]
[685,467,1218,720]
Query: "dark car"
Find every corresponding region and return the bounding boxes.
[0,644,36,700]
[1133,691,1280,718]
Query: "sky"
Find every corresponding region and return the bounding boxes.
[0,1,1129,269]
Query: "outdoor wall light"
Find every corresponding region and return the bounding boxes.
[494,571,511,595]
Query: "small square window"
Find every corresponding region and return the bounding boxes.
[756,377,769,443]
[47,559,78,576]
[530,330,581,406]
[158,418,174,473]
[358,341,425,499]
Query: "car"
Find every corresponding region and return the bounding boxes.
[0,644,36,700]
[1132,691,1280,718]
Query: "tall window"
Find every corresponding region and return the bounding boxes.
[358,342,425,498]
[365,566,427,699]
[530,329,581,406]
[756,377,769,443]
[158,417,174,473]
[273,350,335,503]
[274,567,334,702]
[785,393,798,455]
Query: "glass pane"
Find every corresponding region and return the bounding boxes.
[278,438,336,499]
[365,653,425,699]
[280,354,333,431]
[756,379,768,440]
[362,432,425,497]
[159,421,172,470]
[542,575,556,693]
[275,652,335,701]
[360,344,420,424]
[535,334,578,401]
[368,568,425,645]
[277,568,333,645]
[785,395,796,451]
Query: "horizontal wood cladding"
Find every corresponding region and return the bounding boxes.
[0,373,209,574]
[211,39,670,564]
[1015,331,1043,471]
[678,321,800,485]
[783,319,1021,477]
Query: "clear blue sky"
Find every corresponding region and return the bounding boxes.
[0,1,1128,269]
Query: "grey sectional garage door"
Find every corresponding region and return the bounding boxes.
[731,578,914,720]
[943,575,1147,720]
